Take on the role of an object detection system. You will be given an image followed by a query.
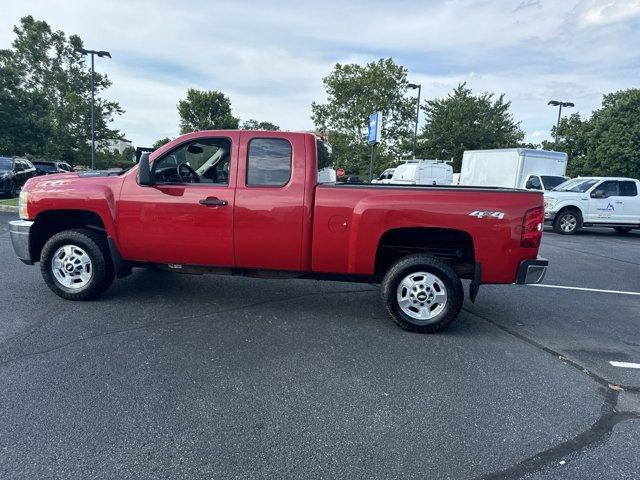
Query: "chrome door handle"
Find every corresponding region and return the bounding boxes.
[199,197,228,206]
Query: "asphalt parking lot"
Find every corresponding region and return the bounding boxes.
[1,211,639,480]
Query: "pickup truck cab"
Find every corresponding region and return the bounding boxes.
[10,130,547,333]
[544,177,640,234]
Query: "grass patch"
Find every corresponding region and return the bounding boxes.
[0,197,18,206]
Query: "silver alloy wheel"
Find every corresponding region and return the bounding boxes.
[560,213,577,233]
[51,244,93,290]
[396,271,448,322]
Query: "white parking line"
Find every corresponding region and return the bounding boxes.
[609,361,640,369]
[530,284,640,296]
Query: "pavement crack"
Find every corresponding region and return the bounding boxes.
[474,391,639,480]
[464,307,640,479]
[0,287,376,369]
[462,307,640,393]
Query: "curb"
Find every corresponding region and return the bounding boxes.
[0,205,18,214]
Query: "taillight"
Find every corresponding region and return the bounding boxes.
[521,206,544,248]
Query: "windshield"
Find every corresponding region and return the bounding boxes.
[34,163,57,172]
[553,178,598,193]
[0,157,13,170]
[541,176,568,189]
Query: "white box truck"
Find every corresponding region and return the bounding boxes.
[459,149,568,191]
[390,160,453,186]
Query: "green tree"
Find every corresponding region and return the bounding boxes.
[0,49,51,155]
[580,89,640,179]
[541,113,588,176]
[418,83,524,171]
[152,137,173,149]
[0,16,122,165]
[311,58,416,177]
[241,119,280,130]
[177,89,239,134]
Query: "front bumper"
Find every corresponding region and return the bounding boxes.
[515,258,548,285]
[544,210,556,223]
[9,220,34,264]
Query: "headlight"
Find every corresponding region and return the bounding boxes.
[18,190,29,220]
[543,198,557,211]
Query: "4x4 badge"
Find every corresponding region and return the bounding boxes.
[469,210,505,220]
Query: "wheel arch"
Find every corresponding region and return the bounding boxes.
[29,209,112,263]
[373,227,475,281]
[555,203,585,220]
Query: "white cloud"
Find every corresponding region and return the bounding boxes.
[1,0,639,147]
[578,0,640,27]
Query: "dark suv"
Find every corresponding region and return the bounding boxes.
[0,157,37,197]
[33,160,73,176]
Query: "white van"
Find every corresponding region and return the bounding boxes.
[459,148,568,190]
[372,168,396,184]
[391,160,453,186]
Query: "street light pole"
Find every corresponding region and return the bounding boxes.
[74,47,112,170]
[547,100,574,149]
[90,52,95,170]
[408,83,421,159]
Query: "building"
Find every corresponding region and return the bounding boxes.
[101,137,133,154]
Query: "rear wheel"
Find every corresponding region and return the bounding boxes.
[553,209,581,235]
[40,229,114,300]
[381,254,463,334]
[614,227,633,234]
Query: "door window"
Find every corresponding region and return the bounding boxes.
[619,181,638,197]
[246,138,292,186]
[14,161,24,172]
[526,176,542,190]
[592,181,620,198]
[152,138,232,185]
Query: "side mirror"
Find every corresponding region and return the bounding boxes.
[138,153,153,186]
[591,189,605,198]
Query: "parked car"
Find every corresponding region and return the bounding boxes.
[343,175,365,184]
[372,168,395,183]
[544,177,640,234]
[32,160,73,175]
[9,130,547,334]
[0,157,37,197]
[391,160,453,186]
[459,148,568,191]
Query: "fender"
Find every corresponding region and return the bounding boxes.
[553,201,586,219]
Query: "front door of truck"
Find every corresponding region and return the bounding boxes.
[117,133,238,266]
[587,180,625,223]
[233,132,307,271]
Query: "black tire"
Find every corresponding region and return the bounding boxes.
[614,227,632,234]
[381,254,463,334]
[40,228,115,300]
[553,208,581,235]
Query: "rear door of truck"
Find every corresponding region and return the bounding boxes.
[233,131,308,271]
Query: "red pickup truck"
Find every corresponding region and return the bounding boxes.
[9,130,547,333]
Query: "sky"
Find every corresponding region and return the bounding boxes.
[2,0,640,147]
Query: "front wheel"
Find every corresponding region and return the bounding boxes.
[553,209,581,235]
[40,229,114,300]
[381,254,463,334]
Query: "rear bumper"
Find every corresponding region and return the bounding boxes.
[9,220,34,264]
[515,258,548,285]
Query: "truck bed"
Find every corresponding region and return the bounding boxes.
[311,183,543,284]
